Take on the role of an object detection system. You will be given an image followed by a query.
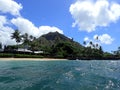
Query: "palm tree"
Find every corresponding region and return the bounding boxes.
[95,36,99,49]
[22,33,30,51]
[83,41,86,46]
[22,34,37,53]
[0,43,2,49]
[29,35,34,41]
[22,33,29,44]
[99,46,103,56]
[96,43,99,49]
[32,37,39,51]
[92,44,95,48]
[117,47,120,55]
[118,47,120,51]
[89,41,93,48]
[96,36,98,40]
[29,35,37,53]
[11,30,21,49]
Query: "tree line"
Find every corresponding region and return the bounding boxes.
[11,30,38,52]
[0,30,120,59]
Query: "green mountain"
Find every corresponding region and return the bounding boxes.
[5,31,106,59]
[37,32,82,47]
[33,32,84,58]
[3,31,117,59]
[30,32,105,59]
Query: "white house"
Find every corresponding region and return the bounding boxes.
[16,48,32,53]
[34,51,44,54]
[16,48,43,54]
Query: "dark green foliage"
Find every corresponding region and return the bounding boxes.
[4,45,17,51]
[0,53,13,58]
[51,42,76,58]
[14,54,43,58]
[32,32,83,56]
[112,47,120,59]
[11,30,21,45]
[0,43,2,49]
[11,31,105,59]
[3,31,117,59]
[41,32,70,41]
[22,33,29,45]
[0,53,43,58]
[113,47,120,55]
[36,32,84,58]
[83,41,86,45]
[103,52,113,59]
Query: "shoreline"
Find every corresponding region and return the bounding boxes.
[0,58,119,61]
[0,58,68,61]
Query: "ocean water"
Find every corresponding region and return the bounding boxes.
[0,60,120,90]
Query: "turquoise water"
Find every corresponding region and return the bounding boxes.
[0,60,120,90]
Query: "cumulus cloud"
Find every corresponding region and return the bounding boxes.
[0,16,63,45]
[69,0,120,32]
[0,16,16,45]
[0,0,63,46]
[83,33,114,48]
[11,17,63,38]
[0,15,7,26]
[11,17,40,37]
[0,0,22,16]
[99,34,114,45]
[93,34,98,40]
[39,26,63,36]
[0,0,22,45]
[84,37,89,41]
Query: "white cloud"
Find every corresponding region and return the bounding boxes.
[11,17,63,38]
[84,37,89,41]
[69,0,120,32]
[84,34,114,48]
[99,34,114,45]
[0,0,22,16]
[0,29,16,45]
[0,16,63,45]
[0,0,22,45]
[0,16,7,26]
[93,34,98,40]
[39,26,63,36]
[11,17,40,37]
[0,0,63,46]
[0,15,16,45]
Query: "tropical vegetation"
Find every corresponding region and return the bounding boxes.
[0,30,120,60]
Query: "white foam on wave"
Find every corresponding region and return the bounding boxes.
[105,80,114,89]
[75,67,81,71]
[63,71,74,80]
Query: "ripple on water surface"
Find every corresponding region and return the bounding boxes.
[0,60,120,90]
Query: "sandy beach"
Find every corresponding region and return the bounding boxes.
[0,58,67,61]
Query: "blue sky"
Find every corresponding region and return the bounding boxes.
[0,0,120,52]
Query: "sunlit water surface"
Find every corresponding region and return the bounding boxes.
[0,60,120,90]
